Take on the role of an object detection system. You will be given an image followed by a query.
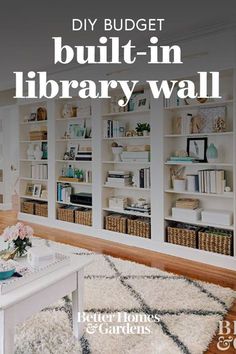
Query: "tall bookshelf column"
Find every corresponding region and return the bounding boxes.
[91,99,103,229]
[150,95,164,246]
[47,100,56,221]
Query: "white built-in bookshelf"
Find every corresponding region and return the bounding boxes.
[17,69,236,270]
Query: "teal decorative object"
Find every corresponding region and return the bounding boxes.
[0,268,15,280]
[206,143,218,162]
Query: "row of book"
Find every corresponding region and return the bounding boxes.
[133,168,151,189]
[31,164,48,180]
[57,183,72,203]
[103,120,126,138]
[185,170,226,194]
[198,169,225,194]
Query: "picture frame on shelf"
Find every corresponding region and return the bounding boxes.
[187,137,208,162]
[68,143,79,160]
[33,184,42,198]
[133,93,150,111]
[37,107,47,121]
[28,113,37,122]
[68,123,86,139]
[25,183,34,196]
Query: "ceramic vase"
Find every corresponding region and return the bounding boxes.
[34,145,43,160]
[206,143,218,162]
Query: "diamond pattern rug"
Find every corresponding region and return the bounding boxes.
[15,238,236,354]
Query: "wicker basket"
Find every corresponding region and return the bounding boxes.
[167,225,198,248]
[105,214,127,233]
[35,202,48,217]
[29,131,47,141]
[198,229,233,256]
[75,209,92,226]
[21,201,35,215]
[57,206,76,222]
[127,217,151,238]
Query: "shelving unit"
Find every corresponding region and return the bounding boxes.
[18,101,49,218]
[163,69,235,260]
[17,68,236,270]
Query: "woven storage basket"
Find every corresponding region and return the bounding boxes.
[57,206,75,222]
[29,131,47,141]
[105,214,127,233]
[127,217,151,238]
[75,209,92,226]
[35,202,48,217]
[167,225,197,248]
[198,229,232,256]
[21,201,35,215]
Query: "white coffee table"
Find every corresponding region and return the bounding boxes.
[0,254,91,354]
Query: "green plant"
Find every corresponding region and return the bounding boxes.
[135,122,150,133]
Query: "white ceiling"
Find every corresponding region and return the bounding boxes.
[0,0,235,90]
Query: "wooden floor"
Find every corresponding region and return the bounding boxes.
[0,211,235,353]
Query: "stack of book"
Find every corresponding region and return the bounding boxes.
[176,198,200,209]
[105,171,132,187]
[31,164,48,179]
[133,168,151,188]
[75,151,92,161]
[198,169,225,194]
[172,198,202,222]
[103,120,126,138]
[167,156,196,164]
[57,183,72,203]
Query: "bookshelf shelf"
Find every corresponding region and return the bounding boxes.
[20,177,48,182]
[165,162,233,167]
[56,138,92,142]
[56,201,92,209]
[164,189,234,198]
[20,159,48,162]
[164,132,234,138]
[103,184,150,191]
[103,207,151,218]
[20,195,48,202]
[164,99,234,111]
[56,160,92,163]
[165,216,234,231]
[102,161,151,165]
[20,120,48,126]
[102,110,150,118]
[56,116,91,121]
[20,140,48,144]
[56,180,92,186]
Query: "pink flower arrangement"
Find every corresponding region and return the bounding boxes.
[3,222,33,257]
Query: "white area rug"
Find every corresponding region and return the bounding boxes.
[14,238,236,354]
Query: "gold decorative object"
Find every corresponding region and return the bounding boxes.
[0,248,19,261]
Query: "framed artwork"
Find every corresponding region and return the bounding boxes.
[199,106,226,133]
[25,183,34,196]
[68,143,79,160]
[33,184,42,198]
[133,94,150,111]
[28,113,37,122]
[68,123,86,139]
[187,137,208,162]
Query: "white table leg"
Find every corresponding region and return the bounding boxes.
[0,310,15,354]
[72,268,84,339]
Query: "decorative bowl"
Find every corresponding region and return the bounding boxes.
[0,268,15,280]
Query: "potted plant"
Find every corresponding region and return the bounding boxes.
[135,122,150,136]
[2,222,33,257]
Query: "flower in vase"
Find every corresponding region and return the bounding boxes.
[2,222,33,257]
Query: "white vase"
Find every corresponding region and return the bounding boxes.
[27,144,34,160]
[112,147,123,162]
[142,130,149,136]
[34,145,43,160]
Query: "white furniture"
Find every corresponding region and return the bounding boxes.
[15,67,236,270]
[0,255,91,354]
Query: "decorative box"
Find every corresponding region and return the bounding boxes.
[172,207,202,222]
[27,246,55,268]
[201,210,233,226]
[126,145,150,152]
[108,196,128,210]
